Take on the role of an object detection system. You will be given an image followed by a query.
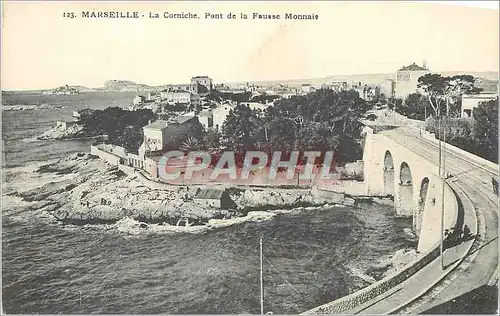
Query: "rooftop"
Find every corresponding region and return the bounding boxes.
[143,120,168,130]
[194,188,226,200]
[174,112,197,124]
[398,62,428,71]
[198,110,213,117]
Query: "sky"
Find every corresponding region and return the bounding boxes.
[1,1,499,90]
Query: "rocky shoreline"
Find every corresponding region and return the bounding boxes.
[8,153,351,234]
[36,124,108,141]
[37,123,86,140]
[4,152,417,283]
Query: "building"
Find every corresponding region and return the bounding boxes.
[301,84,314,94]
[55,120,79,131]
[213,103,237,131]
[240,102,272,117]
[133,95,146,105]
[381,79,396,98]
[395,62,430,99]
[193,188,232,209]
[461,93,498,118]
[142,120,169,153]
[140,113,203,157]
[197,110,214,130]
[147,92,161,102]
[159,89,201,108]
[161,89,190,104]
[191,76,213,94]
[241,102,271,111]
[164,84,192,92]
[323,81,348,92]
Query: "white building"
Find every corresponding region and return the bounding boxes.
[240,102,271,111]
[324,81,348,92]
[191,76,213,93]
[133,95,146,105]
[301,84,314,94]
[395,62,430,99]
[461,93,498,118]
[213,104,236,131]
[159,90,201,107]
[147,92,161,101]
[381,79,395,98]
[142,120,169,153]
[197,110,214,130]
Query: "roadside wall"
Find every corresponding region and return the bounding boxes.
[303,246,441,314]
[418,127,498,173]
[90,145,122,165]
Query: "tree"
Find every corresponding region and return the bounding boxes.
[295,121,340,152]
[78,107,155,152]
[394,93,430,120]
[222,104,259,152]
[266,117,297,152]
[201,129,222,151]
[473,98,498,163]
[418,73,483,118]
[179,136,202,152]
[387,96,402,110]
[417,73,448,118]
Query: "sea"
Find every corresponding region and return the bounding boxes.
[1,91,414,314]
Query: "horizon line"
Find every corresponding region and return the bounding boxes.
[2,69,499,92]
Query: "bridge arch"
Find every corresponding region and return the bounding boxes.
[414,177,430,235]
[397,161,414,217]
[383,150,395,196]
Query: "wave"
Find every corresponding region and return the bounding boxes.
[3,104,63,111]
[3,161,76,194]
[1,195,35,210]
[62,212,277,236]
[21,137,43,143]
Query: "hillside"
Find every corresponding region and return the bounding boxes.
[227,71,498,89]
[103,80,155,92]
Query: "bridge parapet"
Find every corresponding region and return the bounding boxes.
[302,177,458,315]
[302,126,462,314]
[408,126,498,174]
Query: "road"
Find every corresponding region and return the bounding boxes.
[382,126,498,313]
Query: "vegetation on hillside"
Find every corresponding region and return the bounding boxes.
[218,88,370,165]
[79,107,155,153]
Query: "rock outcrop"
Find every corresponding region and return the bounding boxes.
[10,152,353,234]
[37,123,85,140]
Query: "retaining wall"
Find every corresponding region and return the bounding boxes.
[303,247,441,314]
[90,145,122,165]
[118,164,136,175]
[316,180,366,196]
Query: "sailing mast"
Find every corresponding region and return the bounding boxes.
[260,236,264,315]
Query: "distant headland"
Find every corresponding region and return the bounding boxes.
[3,70,498,93]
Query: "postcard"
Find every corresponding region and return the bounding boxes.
[1,1,498,314]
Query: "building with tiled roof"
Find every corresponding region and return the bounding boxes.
[395,61,430,99]
[398,62,428,71]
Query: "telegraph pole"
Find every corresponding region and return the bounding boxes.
[260,237,264,315]
[440,98,448,270]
